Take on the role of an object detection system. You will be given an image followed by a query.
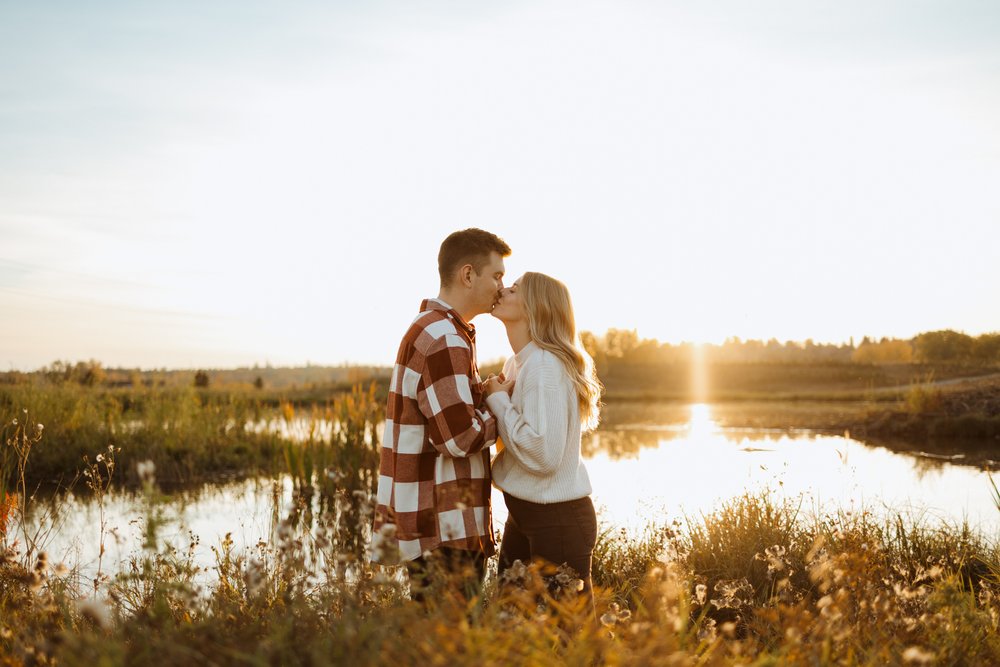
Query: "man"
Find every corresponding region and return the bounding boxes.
[372,228,511,601]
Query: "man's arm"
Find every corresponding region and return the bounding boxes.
[417,334,497,457]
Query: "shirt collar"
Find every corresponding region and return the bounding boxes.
[420,298,476,340]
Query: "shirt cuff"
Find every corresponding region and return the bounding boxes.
[485,391,512,416]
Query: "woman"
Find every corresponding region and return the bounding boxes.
[484,271,602,596]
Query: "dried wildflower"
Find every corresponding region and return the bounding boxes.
[77,599,113,631]
[711,578,753,610]
[695,583,707,605]
[894,583,927,601]
[627,621,653,637]
[550,564,584,596]
[34,552,48,572]
[697,617,717,642]
[600,602,631,627]
[136,460,156,484]
[500,559,529,587]
[901,646,935,665]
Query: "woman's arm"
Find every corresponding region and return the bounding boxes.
[485,358,569,475]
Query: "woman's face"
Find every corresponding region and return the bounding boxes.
[491,277,527,323]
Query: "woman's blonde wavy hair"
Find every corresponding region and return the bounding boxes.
[519,272,603,431]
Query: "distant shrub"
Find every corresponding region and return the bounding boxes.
[906,376,942,415]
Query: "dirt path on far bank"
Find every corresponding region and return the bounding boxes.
[867,371,1000,395]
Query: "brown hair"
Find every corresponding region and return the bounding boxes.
[438,228,512,287]
[520,272,603,431]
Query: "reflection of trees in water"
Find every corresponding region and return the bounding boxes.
[909,456,948,479]
[583,428,684,459]
[585,424,817,459]
[599,403,691,428]
[718,430,814,445]
[858,435,997,473]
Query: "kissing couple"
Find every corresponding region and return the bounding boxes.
[372,228,602,605]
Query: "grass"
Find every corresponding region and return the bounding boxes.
[0,381,383,489]
[3,392,1000,665]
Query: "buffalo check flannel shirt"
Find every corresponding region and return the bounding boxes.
[371,298,498,563]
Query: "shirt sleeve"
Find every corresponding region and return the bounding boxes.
[416,333,497,458]
[485,358,568,475]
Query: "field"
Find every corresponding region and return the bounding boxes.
[2,385,1000,665]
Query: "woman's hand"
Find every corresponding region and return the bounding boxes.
[484,373,515,396]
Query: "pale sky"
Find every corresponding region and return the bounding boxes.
[2,0,999,370]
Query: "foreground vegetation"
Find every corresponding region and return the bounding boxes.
[2,393,1000,665]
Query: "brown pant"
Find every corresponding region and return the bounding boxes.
[405,546,487,603]
[498,493,598,594]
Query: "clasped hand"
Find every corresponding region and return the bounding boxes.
[483,373,514,396]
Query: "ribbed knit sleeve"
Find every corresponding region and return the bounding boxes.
[486,357,568,475]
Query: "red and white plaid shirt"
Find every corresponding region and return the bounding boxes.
[372,298,497,562]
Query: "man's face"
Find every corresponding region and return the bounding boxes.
[471,252,506,317]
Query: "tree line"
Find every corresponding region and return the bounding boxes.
[580,329,1000,368]
[4,329,997,391]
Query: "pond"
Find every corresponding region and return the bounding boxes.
[15,402,999,581]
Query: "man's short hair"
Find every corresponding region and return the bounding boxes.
[438,228,512,286]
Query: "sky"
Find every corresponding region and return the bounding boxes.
[2,0,999,370]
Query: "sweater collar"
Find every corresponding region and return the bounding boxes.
[514,340,540,367]
[421,298,476,340]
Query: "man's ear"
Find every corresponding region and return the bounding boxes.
[460,263,475,287]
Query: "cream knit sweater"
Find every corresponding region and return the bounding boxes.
[485,341,592,504]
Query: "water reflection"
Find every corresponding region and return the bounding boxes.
[19,403,999,584]
[571,403,999,538]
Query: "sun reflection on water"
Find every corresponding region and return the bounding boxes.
[686,402,714,438]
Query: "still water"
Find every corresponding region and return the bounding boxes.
[19,403,999,580]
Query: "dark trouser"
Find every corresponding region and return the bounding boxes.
[499,492,598,595]
[405,546,487,603]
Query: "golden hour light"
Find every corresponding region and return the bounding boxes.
[2,1,1000,662]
